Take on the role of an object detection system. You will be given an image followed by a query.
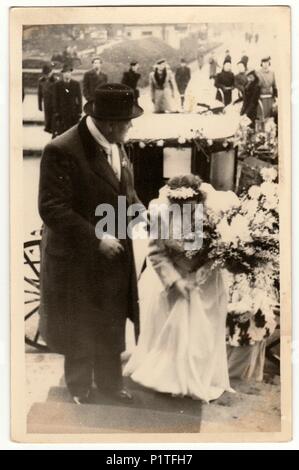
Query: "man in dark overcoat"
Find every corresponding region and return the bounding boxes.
[38,63,59,134]
[38,84,144,404]
[83,57,108,104]
[121,61,141,101]
[174,58,191,108]
[52,64,82,136]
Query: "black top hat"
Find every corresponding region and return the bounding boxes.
[130,61,138,66]
[61,63,73,73]
[156,58,166,65]
[84,83,144,121]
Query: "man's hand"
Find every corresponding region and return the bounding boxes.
[98,237,124,259]
[174,279,190,300]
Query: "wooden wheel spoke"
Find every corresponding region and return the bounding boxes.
[34,330,40,343]
[25,298,40,305]
[24,290,40,296]
[25,305,39,321]
[24,252,40,278]
[24,277,40,290]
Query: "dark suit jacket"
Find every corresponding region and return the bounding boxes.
[175,66,191,94]
[83,69,108,102]
[38,116,140,356]
[53,79,82,135]
[121,70,141,98]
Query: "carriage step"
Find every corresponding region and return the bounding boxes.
[27,401,202,434]
[46,381,202,418]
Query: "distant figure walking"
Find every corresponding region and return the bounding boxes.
[83,57,108,107]
[121,61,141,101]
[240,50,249,70]
[175,58,191,108]
[197,45,205,70]
[149,59,178,113]
[38,63,59,134]
[215,59,235,106]
[208,50,219,80]
[52,64,82,136]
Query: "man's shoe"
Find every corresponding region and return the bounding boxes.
[72,390,90,405]
[100,387,133,403]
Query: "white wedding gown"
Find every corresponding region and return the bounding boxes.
[124,184,238,402]
[124,261,233,402]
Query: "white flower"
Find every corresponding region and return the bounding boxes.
[157,139,164,147]
[178,136,186,144]
[139,141,146,148]
[248,185,261,199]
[260,182,279,201]
[244,199,259,217]
[167,186,198,200]
[263,195,279,211]
[260,167,278,183]
[230,214,252,243]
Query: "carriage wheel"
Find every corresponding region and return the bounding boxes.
[24,237,49,352]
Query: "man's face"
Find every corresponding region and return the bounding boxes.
[63,71,72,81]
[237,63,245,73]
[132,64,139,72]
[110,120,133,143]
[181,61,186,67]
[93,59,102,70]
[224,63,231,72]
[262,61,270,71]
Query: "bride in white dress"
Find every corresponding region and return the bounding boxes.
[124,175,237,402]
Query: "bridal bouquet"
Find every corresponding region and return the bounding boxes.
[206,166,279,279]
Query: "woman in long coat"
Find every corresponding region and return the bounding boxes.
[240,70,261,127]
[149,59,178,113]
[214,59,235,106]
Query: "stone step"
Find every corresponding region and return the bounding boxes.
[47,380,202,417]
[27,399,201,434]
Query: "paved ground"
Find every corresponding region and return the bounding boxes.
[26,351,280,433]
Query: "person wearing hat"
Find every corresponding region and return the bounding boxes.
[214,58,235,106]
[256,56,277,119]
[38,83,144,404]
[240,50,249,70]
[208,50,220,80]
[224,49,232,64]
[240,70,261,127]
[149,59,178,113]
[38,63,59,133]
[121,61,141,101]
[52,64,82,136]
[234,61,248,97]
[175,58,191,108]
[83,57,108,104]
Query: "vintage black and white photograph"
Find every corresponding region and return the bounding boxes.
[10,5,291,441]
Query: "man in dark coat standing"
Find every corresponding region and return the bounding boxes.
[83,57,108,105]
[175,58,191,108]
[39,84,144,404]
[121,61,141,101]
[52,64,82,136]
[38,63,59,134]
